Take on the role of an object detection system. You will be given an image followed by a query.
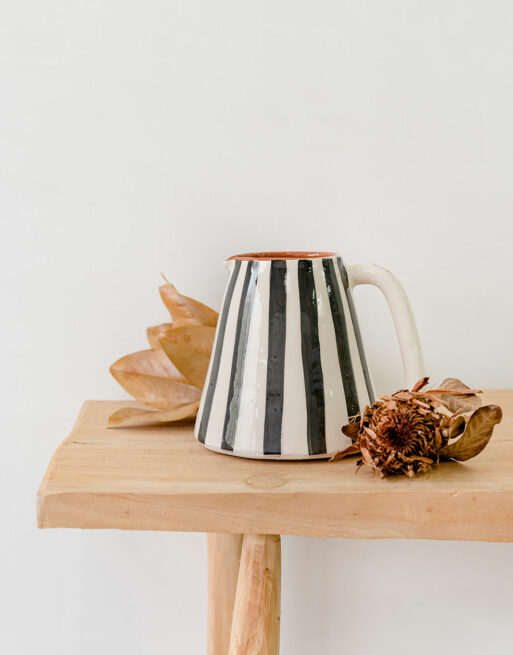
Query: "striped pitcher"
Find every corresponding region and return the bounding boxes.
[195,251,424,459]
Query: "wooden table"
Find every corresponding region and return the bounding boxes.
[38,391,513,654]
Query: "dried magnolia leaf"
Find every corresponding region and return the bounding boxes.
[429,378,482,414]
[160,325,215,357]
[159,338,210,389]
[329,443,361,462]
[146,323,174,349]
[159,283,218,327]
[342,421,361,441]
[110,349,201,410]
[108,402,199,427]
[439,405,502,461]
[447,414,466,439]
[428,388,482,395]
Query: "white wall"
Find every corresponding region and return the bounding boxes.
[2,1,513,653]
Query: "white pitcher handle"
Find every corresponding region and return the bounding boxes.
[348,264,425,389]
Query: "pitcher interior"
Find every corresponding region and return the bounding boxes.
[228,251,338,261]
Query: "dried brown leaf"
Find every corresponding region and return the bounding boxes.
[159,338,210,389]
[447,414,466,439]
[341,421,361,441]
[439,405,502,461]
[429,378,482,414]
[108,402,199,427]
[159,284,218,327]
[329,443,361,462]
[147,324,216,357]
[109,349,201,409]
[159,325,215,357]
[146,323,174,349]
[428,388,482,395]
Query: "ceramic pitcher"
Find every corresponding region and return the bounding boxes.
[194,251,424,459]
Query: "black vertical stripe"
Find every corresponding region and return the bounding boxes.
[197,259,241,443]
[263,261,287,455]
[337,257,375,404]
[323,259,360,418]
[221,261,259,451]
[298,260,326,455]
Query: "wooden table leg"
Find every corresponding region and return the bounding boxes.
[207,533,243,655]
[228,534,281,655]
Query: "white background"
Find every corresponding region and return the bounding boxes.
[2,1,513,653]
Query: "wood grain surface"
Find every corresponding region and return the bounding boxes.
[229,535,281,655]
[207,533,243,655]
[38,392,513,541]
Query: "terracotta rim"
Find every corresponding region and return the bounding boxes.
[228,251,337,261]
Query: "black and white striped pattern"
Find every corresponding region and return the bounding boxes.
[195,255,375,459]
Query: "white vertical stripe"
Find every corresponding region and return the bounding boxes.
[203,261,249,449]
[333,262,371,410]
[232,261,270,455]
[312,260,349,454]
[280,260,309,456]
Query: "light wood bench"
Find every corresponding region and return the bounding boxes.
[38,391,513,654]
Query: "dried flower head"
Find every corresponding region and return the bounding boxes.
[358,391,447,478]
[332,377,501,479]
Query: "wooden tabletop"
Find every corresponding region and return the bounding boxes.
[38,391,513,541]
